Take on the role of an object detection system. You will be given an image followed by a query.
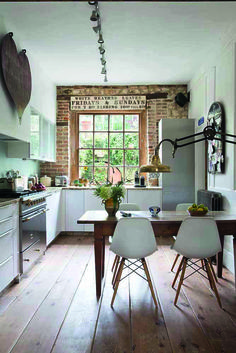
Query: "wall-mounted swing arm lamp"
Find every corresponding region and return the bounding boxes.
[139,124,236,173]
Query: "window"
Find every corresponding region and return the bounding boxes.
[75,113,141,184]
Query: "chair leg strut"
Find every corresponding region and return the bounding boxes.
[171,253,180,272]
[141,258,158,307]
[174,257,188,306]
[172,256,184,288]
[111,258,125,307]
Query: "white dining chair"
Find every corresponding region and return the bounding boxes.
[171,217,222,308]
[170,203,193,272]
[111,203,140,286]
[110,217,158,307]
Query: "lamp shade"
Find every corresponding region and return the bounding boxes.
[140,154,171,173]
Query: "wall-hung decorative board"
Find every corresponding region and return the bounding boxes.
[207,102,225,174]
[1,32,32,123]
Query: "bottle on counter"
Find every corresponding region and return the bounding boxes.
[140,175,146,187]
[134,171,140,186]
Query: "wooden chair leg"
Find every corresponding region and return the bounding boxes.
[111,255,119,272]
[111,258,125,307]
[171,253,180,272]
[205,259,222,308]
[174,257,187,306]
[112,256,120,287]
[208,257,218,283]
[142,258,158,307]
[172,256,184,288]
[204,258,214,290]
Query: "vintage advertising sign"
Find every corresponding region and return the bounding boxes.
[71,95,146,111]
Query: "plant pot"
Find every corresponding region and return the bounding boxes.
[104,198,119,217]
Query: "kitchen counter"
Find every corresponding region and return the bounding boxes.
[0,198,20,206]
[47,186,162,191]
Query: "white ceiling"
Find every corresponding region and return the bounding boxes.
[1,1,236,86]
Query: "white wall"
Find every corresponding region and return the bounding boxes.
[0,15,56,178]
[0,15,56,142]
[188,37,236,274]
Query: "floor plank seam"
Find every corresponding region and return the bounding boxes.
[50,246,94,353]
[160,243,219,353]
[7,243,92,353]
[90,247,112,353]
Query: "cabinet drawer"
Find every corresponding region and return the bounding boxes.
[0,256,14,293]
[0,217,14,235]
[0,229,14,264]
[0,204,17,221]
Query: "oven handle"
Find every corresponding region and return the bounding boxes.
[22,208,48,222]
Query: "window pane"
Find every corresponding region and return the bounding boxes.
[94,167,107,183]
[110,149,123,165]
[79,166,93,180]
[125,133,139,148]
[125,115,139,131]
[80,115,93,131]
[125,167,138,184]
[110,115,123,131]
[125,150,139,166]
[95,115,108,131]
[110,133,123,148]
[94,133,108,148]
[79,149,93,165]
[79,132,93,148]
[94,150,108,165]
[30,132,40,156]
[31,115,40,132]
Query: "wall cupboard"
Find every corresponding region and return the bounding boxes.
[7,109,56,162]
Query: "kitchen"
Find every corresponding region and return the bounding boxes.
[1,2,236,353]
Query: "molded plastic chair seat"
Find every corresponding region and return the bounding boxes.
[171,203,193,272]
[110,217,158,307]
[110,203,140,278]
[171,217,222,308]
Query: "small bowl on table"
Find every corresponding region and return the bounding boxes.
[188,209,208,217]
[149,206,161,217]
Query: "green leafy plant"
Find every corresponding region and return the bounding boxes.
[93,181,126,204]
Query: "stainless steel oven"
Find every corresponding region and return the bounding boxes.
[19,192,47,274]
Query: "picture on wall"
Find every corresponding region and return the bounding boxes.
[207,102,225,174]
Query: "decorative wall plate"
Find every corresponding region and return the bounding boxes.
[1,32,32,123]
[207,102,225,174]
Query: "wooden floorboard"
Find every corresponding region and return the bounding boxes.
[0,234,235,353]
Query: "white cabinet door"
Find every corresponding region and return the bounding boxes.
[0,202,19,292]
[127,189,162,211]
[46,191,62,246]
[84,190,104,231]
[65,190,84,231]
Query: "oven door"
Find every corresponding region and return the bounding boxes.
[20,207,47,274]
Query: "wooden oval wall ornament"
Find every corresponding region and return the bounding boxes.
[1,32,32,124]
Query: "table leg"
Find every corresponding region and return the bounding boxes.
[102,235,105,278]
[217,235,225,278]
[233,235,236,287]
[94,224,103,299]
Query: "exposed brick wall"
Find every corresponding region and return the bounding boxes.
[40,84,188,184]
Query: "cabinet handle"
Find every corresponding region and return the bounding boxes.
[0,229,13,238]
[0,216,12,224]
[23,259,30,262]
[34,249,41,252]
[0,256,12,266]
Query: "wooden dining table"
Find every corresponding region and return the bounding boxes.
[77,210,236,298]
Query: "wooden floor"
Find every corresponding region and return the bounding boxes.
[0,234,236,353]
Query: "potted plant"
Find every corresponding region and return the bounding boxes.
[94,181,126,216]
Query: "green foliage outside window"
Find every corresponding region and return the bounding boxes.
[79,114,139,183]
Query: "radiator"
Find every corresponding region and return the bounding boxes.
[197,189,222,211]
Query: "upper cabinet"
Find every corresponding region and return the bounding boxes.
[7,107,56,162]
